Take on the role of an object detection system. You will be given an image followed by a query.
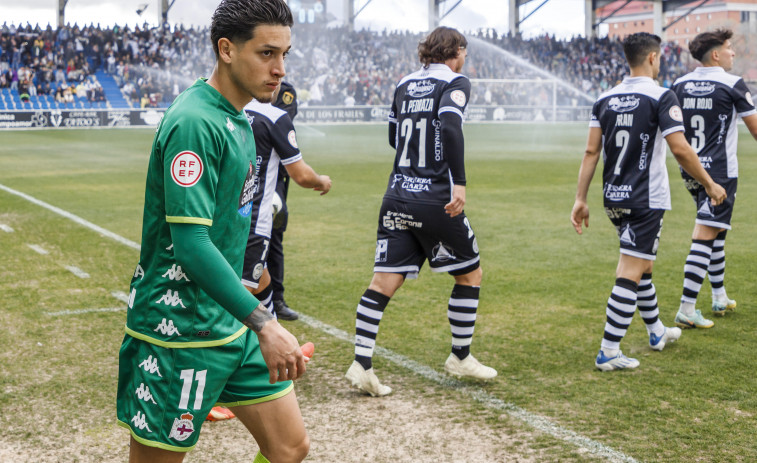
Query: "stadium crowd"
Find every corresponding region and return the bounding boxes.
[1,20,697,109]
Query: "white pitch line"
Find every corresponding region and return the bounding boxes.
[0,183,141,251]
[0,223,14,232]
[65,265,90,279]
[46,307,126,316]
[6,184,638,463]
[46,292,129,317]
[27,244,49,255]
[298,314,639,463]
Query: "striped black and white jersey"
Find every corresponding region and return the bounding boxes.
[590,76,685,210]
[384,63,470,205]
[672,66,757,179]
[243,100,302,238]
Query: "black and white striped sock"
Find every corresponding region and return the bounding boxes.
[708,230,727,298]
[448,284,480,360]
[600,278,638,355]
[637,273,663,337]
[680,239,714,313]
[354,289,390,370]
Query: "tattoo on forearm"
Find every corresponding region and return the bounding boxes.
[243,307,274,332]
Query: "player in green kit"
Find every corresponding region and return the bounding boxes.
[116,1,309,462]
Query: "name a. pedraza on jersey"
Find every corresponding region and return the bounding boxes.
[616,114,633,127]
[682,98,713,110]
[401,98,434,114]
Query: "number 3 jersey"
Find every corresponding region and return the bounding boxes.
[672,66,757,179]
[590,76,685,210]
[384,63,470,205]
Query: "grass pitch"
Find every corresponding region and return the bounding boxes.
[1,123,756,462]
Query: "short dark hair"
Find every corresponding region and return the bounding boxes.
[622,32,661,68]
[418,26,467,68]
[689,28,733,62]
[210,0,293,58]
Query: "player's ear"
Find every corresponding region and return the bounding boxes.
[217,38,234,64]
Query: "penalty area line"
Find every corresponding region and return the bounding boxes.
[6,184,638,462]
[298,314,639,463]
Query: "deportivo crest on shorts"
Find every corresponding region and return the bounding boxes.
[171,152,203,187]
[287,130,298,149]
[253,263,264,280]
[450,90,466,107]
[168,413,195,442]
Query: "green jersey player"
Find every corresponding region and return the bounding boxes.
[116,1,309,462]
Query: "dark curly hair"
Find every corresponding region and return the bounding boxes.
[689,29,733,62]
[418,26,467,68]
[211,0,293,58]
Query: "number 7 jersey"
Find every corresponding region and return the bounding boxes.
[384,63,470,205]
[590,76,685,210]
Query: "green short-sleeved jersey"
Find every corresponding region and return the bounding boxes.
[126,79,256,347]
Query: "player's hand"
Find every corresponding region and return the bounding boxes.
[445,184,466,217]
[256,320,307,384]
[315,175,331,195]
[570,200,589,235]
[705,181,727,206]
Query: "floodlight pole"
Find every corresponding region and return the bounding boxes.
[58,0,69,29]
[160,0,178,24]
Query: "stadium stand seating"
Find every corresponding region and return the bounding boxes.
[1,22,754,110]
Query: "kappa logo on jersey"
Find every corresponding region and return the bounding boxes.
[171,151,203,187]
[138,355,163,377]
[698,199,715,218]
[432,242,456,262]
[154,318,182,336]
[669,105,684,122]
[287,130,298,148]
[450,90,467,107]
[683,81,716,97]
[169,413,196,442]
[375,239,388,263]
[608,96,640,112]
[135,383,157,404]
[238,161,255,217]
[619,224,636,247]
[407,80,436,98]
[246,112,255,126]
[162,264,190,282]
[225,117,235,132]
[131,411,153,432]
[156,290,186,308]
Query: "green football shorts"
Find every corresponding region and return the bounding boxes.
[116,329,293,452]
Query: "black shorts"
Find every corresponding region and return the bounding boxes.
[605,207,665,261]
[373,197,480,277]
[241,233,270,289]
[683,176,737,230]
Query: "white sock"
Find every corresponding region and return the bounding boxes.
[679,301,696,316]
